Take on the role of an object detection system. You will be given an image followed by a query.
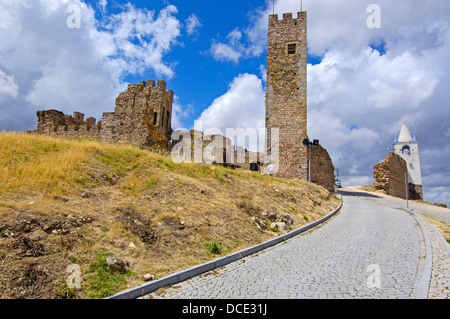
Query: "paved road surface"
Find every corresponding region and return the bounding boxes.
[145,187,449,299]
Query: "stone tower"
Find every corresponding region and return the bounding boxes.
[393,122,423,199]
[265,12,308,179]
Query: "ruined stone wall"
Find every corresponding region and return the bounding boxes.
[374,153,414,199]
[265,12,308,179]
[36,109,101,140]
[309,145,335,193]
[171,130,263,171]
[99,80,173,149]
[34,80,173,151]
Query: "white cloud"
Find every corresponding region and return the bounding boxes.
[259,64,267,83]
[306,39,447,196]
[0,69,19,101]
[210,41,242,63]
[97,3,181,78]
[171,95,193,131]
[208,4,268,63]
[196,73,266,151]
[185,14,201,36]
[366,51,439,109]
[98,0,107,12]
[209,28,246,63]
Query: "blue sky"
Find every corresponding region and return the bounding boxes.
[89,0,276,125]
[0,0,449,206]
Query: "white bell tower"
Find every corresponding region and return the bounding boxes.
[393,122,423,199]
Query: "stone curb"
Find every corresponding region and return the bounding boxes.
[405,209,433,299]
[108,199,344,299]
[407,208,450,299]
[419,213,450,256]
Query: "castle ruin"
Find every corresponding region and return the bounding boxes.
[33,10,336,193]
[35,80,173,150]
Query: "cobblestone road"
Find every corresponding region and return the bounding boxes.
[145,188,449,299]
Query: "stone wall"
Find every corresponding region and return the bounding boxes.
[374,152,423,200]
[171,130,335,191]
[171,130,262,170]
[34,80,173,151]
[309,145,335,193]
[36,109,102,141]
[265,12,308,179]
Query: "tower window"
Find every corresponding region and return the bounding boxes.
[287,43,296,54]
[402,145,411,155]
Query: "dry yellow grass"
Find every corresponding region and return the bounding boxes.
[0,132,341,299]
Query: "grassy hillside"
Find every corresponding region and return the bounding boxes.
[0,132,340,299]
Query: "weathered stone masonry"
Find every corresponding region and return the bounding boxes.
[35,80,173,150]
[36,109,102,140]
[266,12,309,180]
[265,11,335,192]
[310,145,335,193]
[374,152,423,200]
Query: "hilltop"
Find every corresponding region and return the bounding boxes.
[0,132,340,299]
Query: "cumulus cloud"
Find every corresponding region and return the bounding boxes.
[0,70,19,101]
[196,73,266,151]
[209,4,268,63]
[210,41,242,64]
[96,3,181,78]
[98,0,107,12]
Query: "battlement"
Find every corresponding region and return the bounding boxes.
[269,12,306,24]
[36,110,100,130]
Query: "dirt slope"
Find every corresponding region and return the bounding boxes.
[0,132,340,299]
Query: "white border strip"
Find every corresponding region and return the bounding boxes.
[108,200,343,299]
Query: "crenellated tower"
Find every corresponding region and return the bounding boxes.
[265,12,308,179]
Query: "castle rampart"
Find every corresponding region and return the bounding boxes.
[309,144,335,193]
[36,109,102,140]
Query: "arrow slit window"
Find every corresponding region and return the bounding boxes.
[287,43,296,55]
